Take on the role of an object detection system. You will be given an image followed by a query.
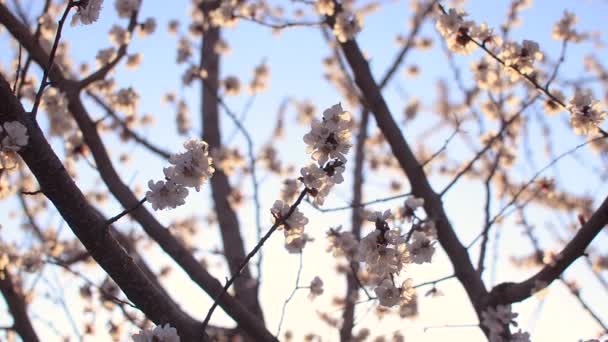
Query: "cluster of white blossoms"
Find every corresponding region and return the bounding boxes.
[71,0,103,26]
[439,7,606,136]
[109,25,131,46]
[270,199,310,253]
[326,195,435,310]
[360,208,427,307]
[96,47,117,67]
[146,139,215,210]
[481,304,530,342]
[498,40,543,80]
[132,323,180,342]
[110,87,139,116]
[315,0,335,16]
[269,104,353,253]
[567,89,607,136]
[210,0,239,28]
[552,10,586,42]
[303,103,352,166]
[302,103,352,205]
[0,121,29,152]
[436,9,495,55]
[333,11,363,43]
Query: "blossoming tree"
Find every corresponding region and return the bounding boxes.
[0,0,607,341]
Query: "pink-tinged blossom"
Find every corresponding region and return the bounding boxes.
[71,0,103,26]
[146,178,188,211]
[407,231,435,264]
[567,90,606,135]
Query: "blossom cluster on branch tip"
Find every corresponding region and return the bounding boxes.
[436,8,498,55]
[353,201,433,308]
[498,40,543,81]
[300,103,351,207]
[481,304,530,342]
[303,103,352,167]
[438,7,607,135]
[567,90,607,136]
[146,139,215,210]
[71,0,103,26]
[132,323,180,342]
[270,199,311,253]
[552,10,586,42]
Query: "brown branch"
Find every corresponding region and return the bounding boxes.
[202,189,309,332]
[15,0,55,98]
[30,0,75,117]
[78,10,140,89]
[200,26,265,320]
[86,91,171,159]
[489,194,608,305]
[0,74,207,341]
[0,7,275,340]
[324,8,488,320]
[440,95,539,196]
[0,271,40,342]
[340,6,436,338]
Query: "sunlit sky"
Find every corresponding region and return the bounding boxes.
[1,0,608,341]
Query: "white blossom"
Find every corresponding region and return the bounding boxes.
[481,304,519,341]
[71,0,103,26]
[333,11,362,43]
[139,17,157,37]
[375,279,400,307]
[270,200,308,231]
[309,276,324,297]
[167,139,215,191]
[315,0,334,16]
[303,104,352,166]
[146,178,189,211]
[367,209,392,223]
[132,323,180,342]
[407,231,435,264]
[552,11,584,42]
[108,25,131,46]
[498,40,543,80]
[115,0,140,18]
[567,90,606,135]
[1,121,29,151]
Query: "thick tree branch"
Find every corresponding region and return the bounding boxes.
[489,194,608,305]
[324,13,488,317]
[200,26,264,321]
[0,75,206,341]
[0,7,275,340]
[0,271,39,342]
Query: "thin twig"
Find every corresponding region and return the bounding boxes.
[201,188,310,330]
[276,253,304,337]
[106,197,146,226]
[30,0,74,118]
